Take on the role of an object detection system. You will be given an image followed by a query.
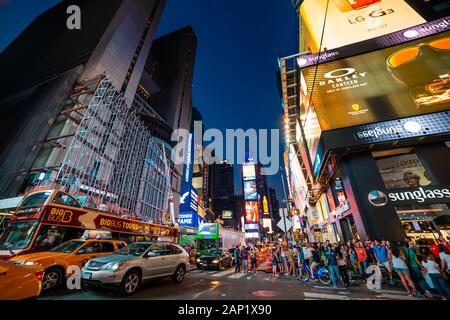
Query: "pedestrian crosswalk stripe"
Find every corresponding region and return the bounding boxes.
[374,289,408,295]
[211,270,235,277]
[376,293,415,300]
[228,273,246,279]
[304,292,350,300]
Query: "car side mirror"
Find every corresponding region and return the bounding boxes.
[146,251,156,257]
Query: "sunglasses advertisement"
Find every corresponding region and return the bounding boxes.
[301,31,450,131]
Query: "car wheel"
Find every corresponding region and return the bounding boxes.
[120,269,141,295]
[42,267,63,292]
[172,265,186,284]
[218,262,223,271]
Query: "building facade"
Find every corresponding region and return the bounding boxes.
[281,1,450,244]
[0,0,198,224]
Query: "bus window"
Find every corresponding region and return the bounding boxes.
[52,192,81,208]
[35,225,65,247]
[0,220,39,251]
[18,192,51,209]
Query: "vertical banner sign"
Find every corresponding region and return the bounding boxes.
[178,133,198,227]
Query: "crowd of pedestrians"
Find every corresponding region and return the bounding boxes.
[234,236,450,300]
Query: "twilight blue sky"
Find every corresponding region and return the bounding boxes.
[0,0,297,206]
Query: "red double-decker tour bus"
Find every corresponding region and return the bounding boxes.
[0,189,178,260]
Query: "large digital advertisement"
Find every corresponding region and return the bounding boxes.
[244,201,259,223]
[300,0,426,52]
[301,31,450,131]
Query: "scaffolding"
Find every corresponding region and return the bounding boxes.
[53,77,173,221]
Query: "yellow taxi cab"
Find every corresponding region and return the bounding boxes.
[0,261,44,300]
[9,239,126,292]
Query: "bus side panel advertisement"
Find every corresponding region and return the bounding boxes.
[40,206,175,236]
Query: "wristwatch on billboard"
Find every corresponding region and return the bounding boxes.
[333,0,381,12]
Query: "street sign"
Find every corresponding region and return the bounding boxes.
[277,217,292,232]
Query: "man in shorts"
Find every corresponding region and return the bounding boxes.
[373,239,395,285]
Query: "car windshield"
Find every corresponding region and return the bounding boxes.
[18,192,51,208]
[0,220,39,251]
[50,240,85,253]
[114,242,152,257]
[206,248,222,256]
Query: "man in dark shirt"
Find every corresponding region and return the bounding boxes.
[234,245,241,273]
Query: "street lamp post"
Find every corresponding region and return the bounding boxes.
[280,167,294,244]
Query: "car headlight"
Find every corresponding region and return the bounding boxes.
[15,261,38,266]
[196,258,201,262]
[100,261,125,271]
[212,259,220,264]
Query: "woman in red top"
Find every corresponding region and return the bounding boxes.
[355,242,368,273]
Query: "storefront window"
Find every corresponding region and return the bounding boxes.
[376,153,433,189]
[375,151,449,246]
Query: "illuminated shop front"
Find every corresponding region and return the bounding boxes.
[373,149,450,244]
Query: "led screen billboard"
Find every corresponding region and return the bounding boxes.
[301,31,450,131]
[244,201,259,223]
[300,0,426,52]
[244,180,258,200]
[222,210,233,219]
[242,164,256,181]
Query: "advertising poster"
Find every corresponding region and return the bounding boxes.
[244,201,259,223]
[244,180,258,200]
[242,164,256,181]
[222,210,233,219]
[301,31,450,131]
[300,0,426,52]
[376,153,433,189]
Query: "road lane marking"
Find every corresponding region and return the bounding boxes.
[212,270,234,277]
[304,292,351,300]
[228,273,246,279]
[376,293,415,300]
[374,289,408,295]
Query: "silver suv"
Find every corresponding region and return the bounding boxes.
[81,241,189,295]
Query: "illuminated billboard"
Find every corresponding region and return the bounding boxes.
[242,164,256,181]
[222,210,233,219]
[244,181,258,200]
[300,0,426,52]
[262,218,273,233]
[244,201,259,223]
[301,31,450,131]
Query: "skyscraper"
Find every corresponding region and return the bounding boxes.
[0,0,166,199]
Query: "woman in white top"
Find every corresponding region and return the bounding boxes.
[392,246,417,297]
[422,254,450,300]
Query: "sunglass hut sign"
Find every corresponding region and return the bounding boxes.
[368,186,450,207]
[319,68,368,94]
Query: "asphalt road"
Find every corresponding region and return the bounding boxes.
[37,267,437,300]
